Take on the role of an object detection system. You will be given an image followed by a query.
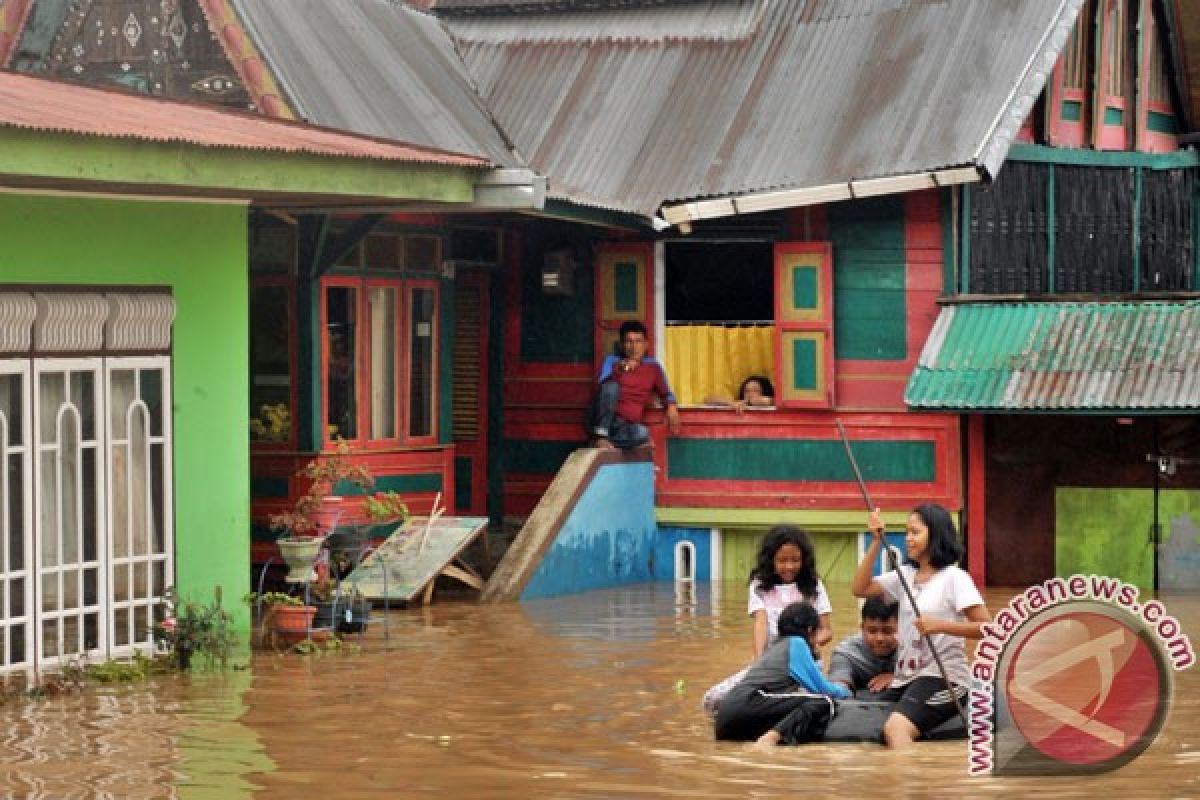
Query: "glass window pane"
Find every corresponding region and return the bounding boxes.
[326,287,358,440]
[0,374,23,446]
[408,288,436,438]
[139,369,163,438]
[404,236,440,272]
[69,371,95,442]
[38,372,64,444]
[6,453,21,571]
[109,369,135,440]
[365,234,401,270]
[249,284,292,443]
[368,288,397,440]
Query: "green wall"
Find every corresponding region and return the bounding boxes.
[666,438,935,482]
[518,223,595,363]
[828,195,908,360]
[1057,487,1200,592]
[0,193,250,627]
[721,529,858,589]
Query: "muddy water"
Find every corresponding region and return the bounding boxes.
[1,586,1197,799]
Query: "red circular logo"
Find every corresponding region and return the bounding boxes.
[1004,606,1169,769]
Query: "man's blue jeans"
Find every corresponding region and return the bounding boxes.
[587,381,649,448]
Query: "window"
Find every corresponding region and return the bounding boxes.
[338,232,441,272]
[248,280,293,445]
[660,240,834,409]
[664,241,774,407]
[965,161,1194,294]
[321,279,439,447]
[0,291,174,675]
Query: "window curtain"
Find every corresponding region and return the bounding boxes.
[664,325,774,406]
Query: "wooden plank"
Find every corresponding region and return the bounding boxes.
[345,515,488,602]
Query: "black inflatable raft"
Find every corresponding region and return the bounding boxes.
[822,697,966,743]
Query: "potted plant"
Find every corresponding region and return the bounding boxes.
[244,591,318,648]
[152,587,236,670]
[268,439,374,582]
[309,576,372,634]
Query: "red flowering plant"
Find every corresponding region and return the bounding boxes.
[151,587,236,670]
[268,439,374,537]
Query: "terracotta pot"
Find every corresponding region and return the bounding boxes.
[268,604,318,646]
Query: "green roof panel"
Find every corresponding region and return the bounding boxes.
[905,301,1200,412]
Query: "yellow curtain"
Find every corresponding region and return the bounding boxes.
[664,325,774,406]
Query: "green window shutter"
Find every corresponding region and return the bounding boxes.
[773,243,834,408]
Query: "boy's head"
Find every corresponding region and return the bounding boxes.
[860,597,898,658]
[776,601,819,642]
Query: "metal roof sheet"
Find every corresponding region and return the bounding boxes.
[444,0,1084,215]
[229,0,521,167]
[0,69,488,166]
[905,301,1200,412]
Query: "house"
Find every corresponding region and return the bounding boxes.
[6,0,1198,597]
[0,69,495,674]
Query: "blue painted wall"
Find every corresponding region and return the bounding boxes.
[520,463,712,600]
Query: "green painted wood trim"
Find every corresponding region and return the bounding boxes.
[941,188,955,295]
[487,266,506,524]
[1103,107,1124,125]
[613,261,639,313]
[503,439,578,474]
[375,473,443,493]
[539,198,655,232]
[439,280,455,445]
[791,337,817,390]
[1047,164,1056,293]
[455,455,473,510]
[250,477,289,498]
[960,185,971,294]
[1008,143,1200,169]
[1061,99,1083,121]
[657,507,911,531]
[1147,111,1179,134]
[0,129,480,203]
[1132,166,1142,291]
[666,439,936,482]
[792,265,818,309]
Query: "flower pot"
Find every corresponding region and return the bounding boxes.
[312,598,371,634]
[268,604,318,647]
[175,643,194,670]
[277,536,324,583]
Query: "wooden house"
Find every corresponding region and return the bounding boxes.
[0,69,491,674]
[7,0,1199,596]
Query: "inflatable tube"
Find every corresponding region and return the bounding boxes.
[822,699,966,743]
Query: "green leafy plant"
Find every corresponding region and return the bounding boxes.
[152,587,237,669]
[363,491,409,523]
[243,591,304,608]
[249,403,291,443]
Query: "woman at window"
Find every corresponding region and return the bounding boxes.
[705,375,775,413]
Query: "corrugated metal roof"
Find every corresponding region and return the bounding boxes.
[905,302,1200,411]
[0,69,488,166]
[229,0,520,167]
[444,0,1084,215]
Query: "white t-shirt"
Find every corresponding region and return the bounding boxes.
[747,578,832,645]
[876,564,983,687]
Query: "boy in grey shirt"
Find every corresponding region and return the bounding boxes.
[828,596,898,695]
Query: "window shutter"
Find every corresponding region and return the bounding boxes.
[594,243,653,370]
[773,242,834,409]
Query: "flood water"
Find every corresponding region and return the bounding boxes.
[1,585,1197,799]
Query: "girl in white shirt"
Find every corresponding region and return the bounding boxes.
[703,525,833,715]
[851,504,989,749]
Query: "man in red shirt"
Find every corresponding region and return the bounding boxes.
[588,320,682,449]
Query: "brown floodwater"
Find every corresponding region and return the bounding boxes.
[0,585,1197,799]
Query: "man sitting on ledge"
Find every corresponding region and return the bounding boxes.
[587,320,681,449]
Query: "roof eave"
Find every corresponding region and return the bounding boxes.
[659,166,982,227]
